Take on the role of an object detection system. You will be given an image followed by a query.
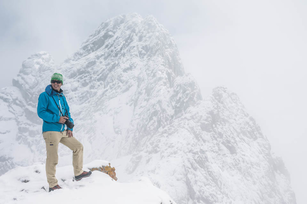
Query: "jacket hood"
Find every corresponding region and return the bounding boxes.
[45,85,63,96]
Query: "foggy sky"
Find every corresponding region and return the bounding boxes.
[0,0,306,203]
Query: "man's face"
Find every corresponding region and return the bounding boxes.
[51,80,62,91]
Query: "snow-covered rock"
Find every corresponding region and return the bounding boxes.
[0,13,296,204]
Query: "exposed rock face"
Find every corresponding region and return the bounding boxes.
[0,14,296,204]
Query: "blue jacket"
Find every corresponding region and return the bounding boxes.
[37,85,74,133]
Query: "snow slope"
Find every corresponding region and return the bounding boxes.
[0,160,176,204]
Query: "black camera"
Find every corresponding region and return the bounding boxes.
[65,117,74,129]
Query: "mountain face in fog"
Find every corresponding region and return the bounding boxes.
[0,13,296,204]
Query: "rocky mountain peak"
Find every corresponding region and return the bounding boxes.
[68,14,184,77]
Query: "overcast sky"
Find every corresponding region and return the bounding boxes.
[1,0,306,203]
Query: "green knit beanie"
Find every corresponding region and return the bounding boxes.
[51,73,63,84]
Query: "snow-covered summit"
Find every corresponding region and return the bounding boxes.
[68,13,184,76]
[0,13,296,204]
[0,160,176,204]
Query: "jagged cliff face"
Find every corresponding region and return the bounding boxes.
[0,14,296,204]
[126,88,296,203]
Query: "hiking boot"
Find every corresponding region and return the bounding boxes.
[75,171,92,181]
[49,184,62,192]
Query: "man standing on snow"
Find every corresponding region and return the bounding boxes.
[37,73,91,192]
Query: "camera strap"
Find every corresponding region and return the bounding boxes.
[52,96,65,117]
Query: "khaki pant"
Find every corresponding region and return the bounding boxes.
[43,131,83,188]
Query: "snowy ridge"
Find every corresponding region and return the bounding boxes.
[0,13,296,204]
[0,160,176,204]
[121,87,295,203]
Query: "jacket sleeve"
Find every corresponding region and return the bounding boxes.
[63,96,74,131]
[37,93,60,123]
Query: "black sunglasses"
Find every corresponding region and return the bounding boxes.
[51,80,62,84]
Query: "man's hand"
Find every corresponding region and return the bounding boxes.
[67,130,73,137]
[59,116,68,124]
